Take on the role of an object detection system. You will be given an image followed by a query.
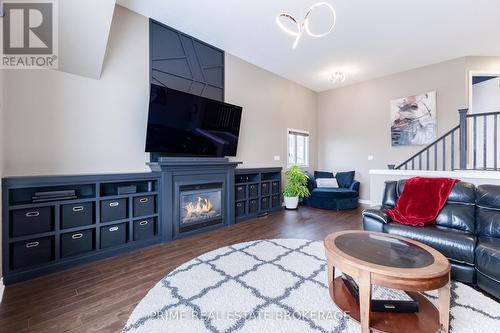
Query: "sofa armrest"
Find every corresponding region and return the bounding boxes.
[362,208,392,224]
[349,180,360,192]
[362,208,392,233]
[305,172,316,192]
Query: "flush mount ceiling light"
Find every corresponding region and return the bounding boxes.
[330,71,346,83]
[276,2,336,49]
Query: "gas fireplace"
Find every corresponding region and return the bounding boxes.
[179,183,223,232]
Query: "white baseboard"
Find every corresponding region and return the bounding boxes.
[0,278,4,303]
[358,199,371,205]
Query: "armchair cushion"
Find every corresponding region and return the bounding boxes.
[336,171,355,188]
[314,171,334,179]
[316,178,339,188]
[311,188,358,199]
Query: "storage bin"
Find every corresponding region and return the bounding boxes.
[261,196,270,210]
[61,229,94,258]
[261,182,270,195]
[100,199,127,222]
[133,218,156,241]
[236,201,246,216]
[272,181,280,194]
[11,236,53,269]
[249,199,258,213]
[61,202,94,229]
[11,207,52,237]
[235,185,246,201]
[133,195,155,217]
[249,184,258,198]
[100,223,127,249]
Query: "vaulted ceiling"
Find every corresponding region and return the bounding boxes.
[118,0,500,92]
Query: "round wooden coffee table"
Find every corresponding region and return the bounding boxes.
[324,230,451,333]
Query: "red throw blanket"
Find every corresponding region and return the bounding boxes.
[387,177,459,227]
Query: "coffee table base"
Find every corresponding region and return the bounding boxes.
[329,277,440,333]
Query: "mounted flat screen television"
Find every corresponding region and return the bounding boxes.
[145,84,243,157]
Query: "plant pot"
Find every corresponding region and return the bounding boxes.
[284,196,299,210]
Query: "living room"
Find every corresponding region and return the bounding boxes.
[0,1,499,332]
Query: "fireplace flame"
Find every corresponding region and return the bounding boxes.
[185,197,214,219]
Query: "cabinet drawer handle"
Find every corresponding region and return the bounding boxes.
[72,206,84,212]
[25,211,40,217]
[139,198,148,203]
[26,241,39,248]
[72,233,83,239]
[139,220,148,226]
[237,203,242,207]
[109,226,119,232]
[109,202,119,207]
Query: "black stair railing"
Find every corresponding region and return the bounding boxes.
[395,125,460,171]
[395,109,500,171]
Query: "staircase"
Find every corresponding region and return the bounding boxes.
[396,109,500,171]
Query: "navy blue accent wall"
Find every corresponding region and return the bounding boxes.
[149,19,225,102]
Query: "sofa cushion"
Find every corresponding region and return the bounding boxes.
[336,171,355,188]
[383,223,476,265]
[436,204,476,233]
[475,236,500,281]
[314,171,334,179]
[476,185,500,238]
[311,188,358,199]
[394,179,476,232]
[475,207,500,238]
[397,179,475,204]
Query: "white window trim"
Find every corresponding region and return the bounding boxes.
[287,128,310,167]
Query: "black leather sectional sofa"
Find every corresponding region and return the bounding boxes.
[363,180,500,300]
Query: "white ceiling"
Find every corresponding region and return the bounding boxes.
[117,0,500,92]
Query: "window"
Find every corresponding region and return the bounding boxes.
[288,129,309,167]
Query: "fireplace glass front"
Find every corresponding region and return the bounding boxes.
[179,183,223,232]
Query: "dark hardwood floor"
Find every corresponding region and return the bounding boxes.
[0,206,364,333]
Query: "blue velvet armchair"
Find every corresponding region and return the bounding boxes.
[303,171,360,210]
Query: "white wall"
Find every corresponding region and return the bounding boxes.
[4,6,151,176]
[226,55,317,171]
[471,77,500,168]
[317,58,466,200]
[472,77,500,112]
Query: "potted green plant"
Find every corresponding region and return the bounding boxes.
[283,165,310,209]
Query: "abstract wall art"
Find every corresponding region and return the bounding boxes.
[390,91,437,146]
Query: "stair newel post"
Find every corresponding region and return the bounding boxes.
[459,109,469,170]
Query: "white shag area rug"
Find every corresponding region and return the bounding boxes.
[123,239,500,333]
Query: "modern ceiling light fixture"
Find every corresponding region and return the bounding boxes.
[330,71,346,83]
[276,2,336,49]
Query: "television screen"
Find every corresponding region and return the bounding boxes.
[145,84,243,157]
